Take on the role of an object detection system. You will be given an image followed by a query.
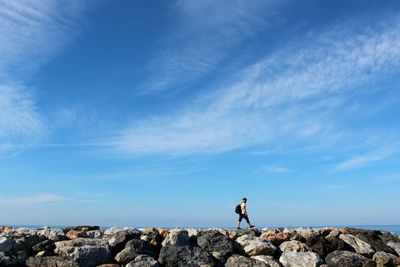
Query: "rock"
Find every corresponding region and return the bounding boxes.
[279,251,322,267]
[115,239,155,265]
[37,228,66,241]
[295,228,319,240]
[97,264,120,267]
[325,250,374,267]
[158,245,215,267]
[236,234,276,256]
[158,229,169,238]
[86,230,102,239]
[54,238,111,267]
[225,254,269,267]
[279,240,311,253]
[344,228,396,254]
[306,236,346,259]
[26,256,79,267]
[260,229,290,246]
[339,234,375,256]
[161,229,190,247]
[63,226,100,233]
[126,255,160,267]
[386,242,400,256]
[140,230,163,249]
[105,227,142,254]
[32,239,56,256]
[0,237,14,252]
[66,230,88,240]
[196,230,235,261]
[373,251,400,267]
[251,255,282,267]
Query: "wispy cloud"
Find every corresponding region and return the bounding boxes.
[0,1,86,156]
[141,0,277,93]
[335,151,388,171]
[112,14,400,157]
[262,165,290,174]
[0,193,101,206]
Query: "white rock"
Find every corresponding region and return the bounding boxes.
[236,234,276,256]
[279,240,311,253]
[161,228,189,246]
[386,241,400,256]
[251,255,281,267]
[339,234,374,255]
[280,251,322,267]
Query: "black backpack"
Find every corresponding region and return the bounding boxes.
[235,204,241,214]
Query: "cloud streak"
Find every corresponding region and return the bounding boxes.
[112,14,400,157]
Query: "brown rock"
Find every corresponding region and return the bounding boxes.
[66,230,87,240]
[261,229,290,246]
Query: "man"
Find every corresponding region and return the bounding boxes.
[237,197,255,229]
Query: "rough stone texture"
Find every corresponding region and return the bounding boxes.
[386,241,400,256]
[66,230,88,240]
[325,250,375,267]
[126,255,160,267]
[260,229,290,246]
[54,238,112,267]
[339,234,375,256]
[279,240,311,253]
[0,237,14,252]
[344,228,397,254]
[86,230,102,239]
[279,251,322,267]
[106,227,142,254]
[115,239,155,265]
[26,256,79,267]
[373,251,400,267]
[225,254,269,267]
[97,264,120,267]
[37,228,66,241]
[196,230,235,261]
[63,226,100,233]
[251,255,282,267]
[236,234,276,256]
[295,228,320,241]
[158,245,215,267]
[161,229,190,247]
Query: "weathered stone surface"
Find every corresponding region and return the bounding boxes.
[54,238,111,267]
[105,227,142,254]
[325,250,374,267]
[161,229,189,247]
[37,228,66,241]
[295,228,320,240]
[279,251,322,267]
[225,254,269,267]
[260,229,290,246]
[196,230,235,261]
[386,241,400,256]
[158,245,215,267]
[251,255,282,267]
[373,251,400,267]
[86,230,102,239]
[66,230,88,240]
[236,234,276,256]
[279,240,311,253]
[115,239,155,265]
[97,264,120,267]
[26,256,79,267]
[140,230,163,249]
[126,255,160,267]
[63,226,100,233]
[339,234,375,256]
[0,237,14,252]
[344,228,396,254]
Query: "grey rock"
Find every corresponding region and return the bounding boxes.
[386,242,400,256]
[279,241,311,253]
[339,234,375,256]
[251,255,282,267]
[37,228,66,241]
[54,238,111,267]
[126,255,160,267]
[279,251,322,267]
[161,229,190,247]
[373,251,400,267]
[196,230,235,261]
[0,237,14,252]
[107,228,142,253]
[236,234,276,256]
[115,239,155,265]
[225,254,269,267]
[325,250,374,267]
[158,245,215,267]
[26,256,79,267]
[32,239,55,253]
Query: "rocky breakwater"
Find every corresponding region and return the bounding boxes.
[0,226,400,267]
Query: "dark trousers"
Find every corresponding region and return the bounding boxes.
[238,213,250,224]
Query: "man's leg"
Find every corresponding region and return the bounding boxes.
[244,215,254,228]
[237,214,243,229]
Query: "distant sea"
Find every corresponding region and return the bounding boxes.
[5,225,400,236]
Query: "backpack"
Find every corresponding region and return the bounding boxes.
[235,204,241,214]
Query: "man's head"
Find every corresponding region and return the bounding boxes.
[242,197,247,203]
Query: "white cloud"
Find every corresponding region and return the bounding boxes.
[0,194,65,205]
[112,15,400,156]
[335,152,387,171]
[0,1,86,156]
[262,165,289,173]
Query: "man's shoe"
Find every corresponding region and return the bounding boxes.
[249,225,255,228]
[236,227,241,230]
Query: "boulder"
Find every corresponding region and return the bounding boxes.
[279,251,322,267]
[386,242,400,256]
[225,254,269,267]
[161,229,189,247]
[32,239,56,256]
[279,241,311,253]
[37,228,66,241]
[63,226,99,233]
[344,228,396,254]
[140,230,163,249]
[115,239,155,265]
[295,228,320,241]
[196,230,235,261]
[66,230,88,240]
[251,255,282,267]
[236,234,276,256]
[0,237,14,252]
[158,245,215,267]
[86,230,102,239]
[325,250,374,267]
[26,256,79,267]
[339,234,375,256]
[97,265,120,267]
[126,255,160,267]
[54,238,112,267]
[105,227,142,254]
[260,229,290,246]
[373,251,400,267]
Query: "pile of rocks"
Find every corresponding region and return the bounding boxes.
[1,225,399,266]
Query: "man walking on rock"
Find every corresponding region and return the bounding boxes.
[236,197,255,229]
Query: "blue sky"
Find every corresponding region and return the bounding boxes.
[1,0,400,227]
